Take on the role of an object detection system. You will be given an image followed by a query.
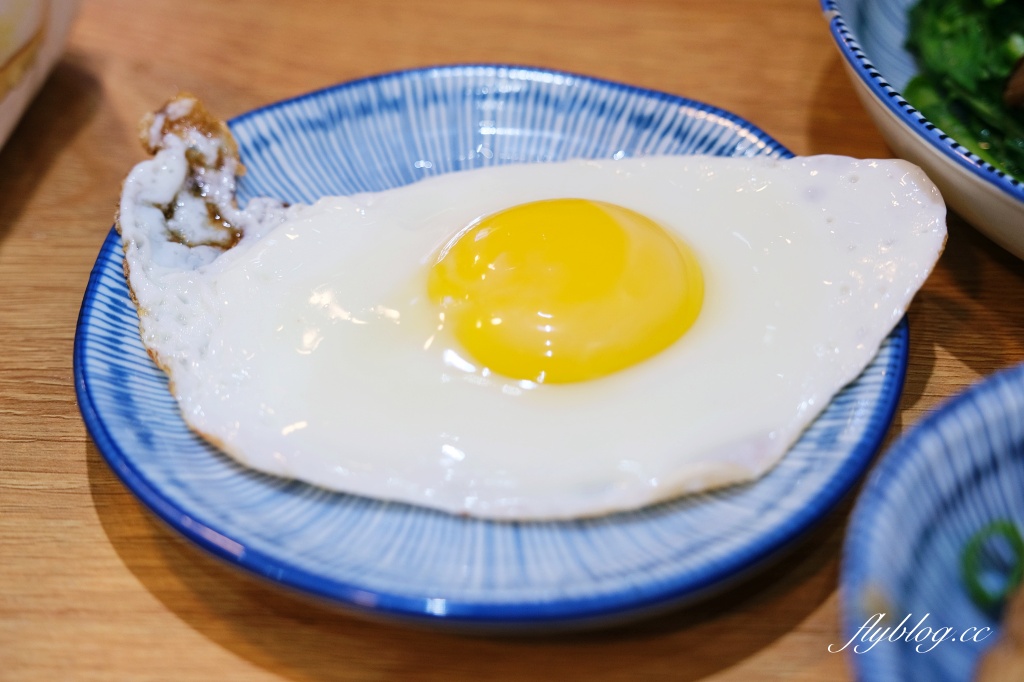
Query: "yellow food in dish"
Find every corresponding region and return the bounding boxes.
[428,198,704,384]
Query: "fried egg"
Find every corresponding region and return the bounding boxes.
[117,96,946,520]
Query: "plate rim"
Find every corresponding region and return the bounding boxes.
[841,362,1024,679]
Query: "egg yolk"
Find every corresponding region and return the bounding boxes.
[427,198,703,384]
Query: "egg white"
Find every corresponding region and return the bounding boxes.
[119,135,946,520]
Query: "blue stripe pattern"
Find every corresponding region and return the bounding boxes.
[75,64,906,630]
[842,363,1024,681]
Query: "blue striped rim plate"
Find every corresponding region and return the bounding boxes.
[74,64,908,631]
[842,363,1024,680]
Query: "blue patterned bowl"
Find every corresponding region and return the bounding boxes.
[842,363,1024,680]
[75,65,908,631]
[821,0,1024,260]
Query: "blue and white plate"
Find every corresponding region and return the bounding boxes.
[75,65,908,631]
[842,363,1024,680]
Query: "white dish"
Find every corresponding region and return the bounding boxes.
[0,0,79,150]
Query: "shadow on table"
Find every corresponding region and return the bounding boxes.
[87,437,846,682]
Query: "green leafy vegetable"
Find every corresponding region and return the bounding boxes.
[961,520,1024,614]
[905,0,1024,180]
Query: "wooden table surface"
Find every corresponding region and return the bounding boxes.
[3,1,1023,680]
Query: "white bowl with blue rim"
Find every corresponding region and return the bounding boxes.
[75,64,909,631]
[841,362,1024,680]
[0,0,79,151]
[821,0,1024,260]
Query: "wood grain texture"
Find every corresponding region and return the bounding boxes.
[1,1,1023,680]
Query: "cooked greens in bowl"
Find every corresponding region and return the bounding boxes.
[822,0,1024,260]
[904,0,1024,182]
